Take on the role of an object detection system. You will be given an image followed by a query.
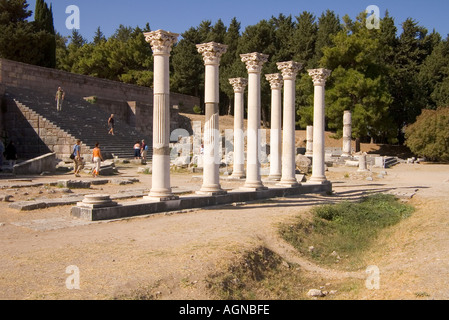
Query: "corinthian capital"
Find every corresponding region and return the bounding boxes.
[240,52,269,73]
[277,61,303,80]
[308,68,332,86]
[144,30,179,55]
[265,73,283,90]
[229,78,248,93]
[197,42,228,65]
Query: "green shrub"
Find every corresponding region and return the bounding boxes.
[193,105,202,114]
[405,107,449,162]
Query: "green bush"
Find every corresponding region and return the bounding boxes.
[193,105,202,114]
[405,107,449,162]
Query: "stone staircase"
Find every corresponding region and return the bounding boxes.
[4,86,152,160]
[384,156,399,168]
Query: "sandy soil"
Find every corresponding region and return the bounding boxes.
[0,161,448,300]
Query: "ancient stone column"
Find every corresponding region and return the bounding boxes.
[197,42,228,195]
[308,68,332,184]
[306,125,314,157]
[229,78,248,179]
[144,30,179,200]
[358,152,369,172]
[265,73,283,181]
[342,110,352,157]
[240,52,269,190]
[277,61,303,187]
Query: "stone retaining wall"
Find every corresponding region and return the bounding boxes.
[13,152,57,175]
[0,58,199,112]
[0,58,200,149]
[4,99,92,160]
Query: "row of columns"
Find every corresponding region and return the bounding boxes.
[144,29,331,200]
[230,65,332,188]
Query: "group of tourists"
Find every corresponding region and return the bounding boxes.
[71,140,104,178]
[58,87,148,177]
[133,140,148,160]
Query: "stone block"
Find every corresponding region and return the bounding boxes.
[9,201,47,211]
[57,180,92,189]
[13,153,56,175]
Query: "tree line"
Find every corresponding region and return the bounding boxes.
[2,0,449,147]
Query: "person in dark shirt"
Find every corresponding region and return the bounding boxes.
[108,114,115,136]
[4,141,18,167]
[140,139,148,161]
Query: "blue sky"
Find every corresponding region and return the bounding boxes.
[26,0,449,42]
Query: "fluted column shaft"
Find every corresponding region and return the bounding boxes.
[308,68,332,183]
[266,73,283,181]
[229,78,248,179]
[277,61,303,187]
[197,42,228,195]
[241,52,269,190]
[144,30,179,200]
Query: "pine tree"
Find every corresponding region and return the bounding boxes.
[0,0,48,65]
[93,27,106,44]
[292,11,317,68]
[419,36,449,108]
[313,10,341,65]
[237,20,276,126]
[270,13,295,63]
[221,18,242,115]
[208,19,227,43]
[69,29,86,48]
[321,12,396,143]
[389,18,439,143]
[0,0,31,24]
[171,26,204,99]
[143,23,151,33]
[34,0,56,68]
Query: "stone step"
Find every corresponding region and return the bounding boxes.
[5,86,153,160]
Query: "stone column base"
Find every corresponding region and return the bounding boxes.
[306,179,330,185]
[231,172,246,179]
[268,174,282,181]
[144,189,179,202]
[277,180,300,188]
[143,195,180,202]
[196,190,228,196]
[197,185,227,196]
[240,181,268,191]
[76,195,118,209]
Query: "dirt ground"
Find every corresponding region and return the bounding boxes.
[0,161,448,300]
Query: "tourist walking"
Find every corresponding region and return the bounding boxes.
[140,139,148,161]
[72,139,82,177]
[108,114,115,135]
[4,141,18,168]
[92,143,104,178]
[133,141,141,159]
[55,87,65,112]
